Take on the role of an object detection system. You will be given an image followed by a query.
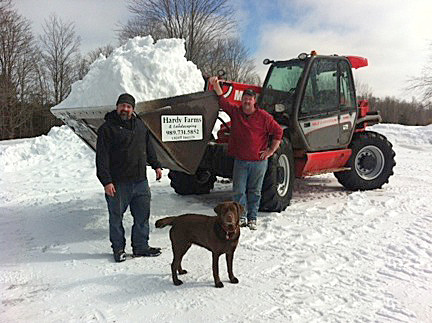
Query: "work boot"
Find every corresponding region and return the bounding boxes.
[239,217,247,227]
[113,250,126,262]
[133,246,161,257]
[248,220,257,231]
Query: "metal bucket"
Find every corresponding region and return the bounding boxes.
[51,91,220,174]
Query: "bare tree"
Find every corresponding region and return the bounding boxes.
[87,44,115,63]
[219,38,259,84]
[408,67,432,103]
[202,38,260,84]
[78,44,115,79]
[355,79,374,100]
[40,14,80,105]
[31,49,50,106]
[118,15,165,41]
[0,5,38,139]
[0,0,10,11]
[407,42,432,103]
[119,0,235,68]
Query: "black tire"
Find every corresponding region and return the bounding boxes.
[168,170,216,195]
[334,131,396,190]
[259,137,295,212]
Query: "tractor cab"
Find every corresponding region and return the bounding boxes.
[259,52,367,152]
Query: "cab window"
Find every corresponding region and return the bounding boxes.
[301,59,338,115]
[339,61,356,109]
[260,61,305,113]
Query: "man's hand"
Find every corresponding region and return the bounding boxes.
[260,140,281,160]
[155,168,162,181]
[208,76,223,96]
[260,148,275,160]
[208,76,218,86]
[104,183,116,197]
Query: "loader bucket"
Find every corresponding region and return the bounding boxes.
[51,91,220,174]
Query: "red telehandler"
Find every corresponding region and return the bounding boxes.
[52,51,396,212]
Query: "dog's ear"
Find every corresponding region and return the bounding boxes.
[214,203,224,215]
[234,202,244,216]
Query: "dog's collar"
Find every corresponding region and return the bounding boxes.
[215,222,239,241]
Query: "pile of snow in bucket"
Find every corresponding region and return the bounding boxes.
[52,36,205,109]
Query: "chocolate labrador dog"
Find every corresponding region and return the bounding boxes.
[155,201,244,288]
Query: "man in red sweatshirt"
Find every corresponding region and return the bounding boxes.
[209,77,283,230]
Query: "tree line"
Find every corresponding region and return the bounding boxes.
[368,96,432,126]
[1,0,81,139]
[1,0,431,140]
[356,80,432,126]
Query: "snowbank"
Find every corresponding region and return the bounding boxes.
[371,123,432,145]
[0,126,92,172]
[52,36,205,109]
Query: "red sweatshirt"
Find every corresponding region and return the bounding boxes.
[219,96,283,161]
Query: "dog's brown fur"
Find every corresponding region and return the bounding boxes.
[155,201,244,288]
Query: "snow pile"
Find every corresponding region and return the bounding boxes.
[0,126,92,172]
[52,36,204,109]
[371,123,432,145]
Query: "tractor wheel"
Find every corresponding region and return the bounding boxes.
[334,131,396,190]
[259,137,295,212]
[168,170,216,195]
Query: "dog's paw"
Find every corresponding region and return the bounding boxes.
[173,279,183,286]
[230,277,239,284]
[178,269,187,275]
[215,281,224,288]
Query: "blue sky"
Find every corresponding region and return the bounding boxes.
[234,0,304,54]
[14,0,432,100]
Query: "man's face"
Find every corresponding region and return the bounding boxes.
[241,94,256,115]
[116,103,133,120]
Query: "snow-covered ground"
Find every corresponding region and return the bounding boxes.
[2,35,432,322]
[1,123,431,322]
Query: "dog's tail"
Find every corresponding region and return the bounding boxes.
[155,216,177,228]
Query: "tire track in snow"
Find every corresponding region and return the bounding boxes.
[235,188,430,322]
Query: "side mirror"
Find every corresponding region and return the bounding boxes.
[217,69,225,77]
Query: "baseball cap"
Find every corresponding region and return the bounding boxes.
[243,89,256,98]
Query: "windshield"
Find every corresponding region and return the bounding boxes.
[259,60,305,113]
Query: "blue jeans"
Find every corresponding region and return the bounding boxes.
[105,179,151,252]
[232,159,268,221]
